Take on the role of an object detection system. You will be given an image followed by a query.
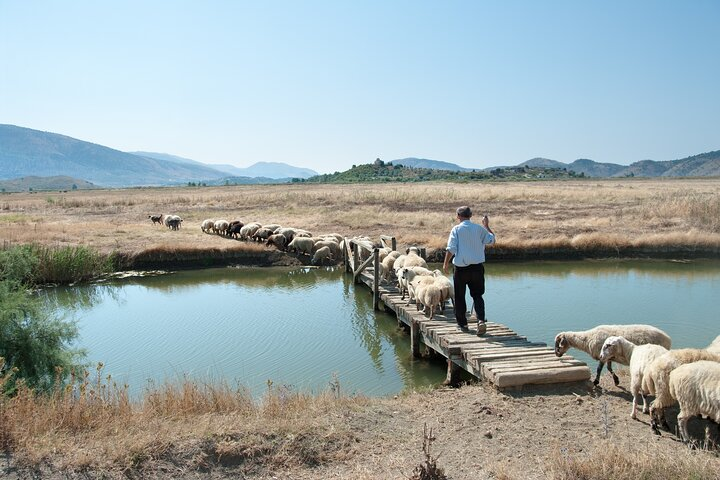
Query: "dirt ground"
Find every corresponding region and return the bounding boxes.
[3,372,719,480]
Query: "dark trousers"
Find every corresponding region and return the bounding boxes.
[453,263,485,327]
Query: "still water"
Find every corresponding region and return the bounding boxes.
[43,260,719,398]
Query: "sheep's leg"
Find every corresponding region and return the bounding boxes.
[593,361,605,386]
[641,393,649,414]
[631,393,638,419]
[650,407,662,435]
[676,410,690,443]
[606,361,620,386]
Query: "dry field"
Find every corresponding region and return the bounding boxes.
[1,178,719,264]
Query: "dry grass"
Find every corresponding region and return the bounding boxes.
[0,363,367,475]
[1,179,719,260]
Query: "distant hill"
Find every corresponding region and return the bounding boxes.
[388,157,473,172]
[132,152,318,179]
[0,125,229,187]
[0,175,97,193]
[567,159,626,177]
[517,157,567,169]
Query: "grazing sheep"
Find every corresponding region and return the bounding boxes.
[239,223,262,240]
[599,336,669,419]
[148,214,163,225]
[288,237,314,256]
[554,324,672,386]
[227,221,245,239]
[266,233,288,250]
[380,251,401,283]
[167,216,182,230]
[276,227,297,242]
[201,219,215,233]
[313,240,341,260]
[311,246,333,265]
[668,360,720,444]
[213,219,230,236]
[706,335,720,355]
[642,348,720,433]
[252,227,275,242]
[263,224,281,233]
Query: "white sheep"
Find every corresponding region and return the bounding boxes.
[380,251,401,284]
[642,348,720,433]
[213,219,230,236]
[432,274,454,313]
[415,281,443,320]
[410,276,437,311]
[311,246,333,265]
[706,335,720,355]
[398,266,433,303]
[402,250,428,269]
[599,336,669,419]
[288,237,314,256]
[239,223,261,240]
[201,219,214,233]
[313,239,341,260]
[554,324,672,386]
[668,360,720,444]
[266,233,287,250]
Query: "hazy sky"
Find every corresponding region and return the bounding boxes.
[1,1,718,173]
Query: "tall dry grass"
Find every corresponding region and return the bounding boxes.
[0,363,367,473]
[1,179,719,258]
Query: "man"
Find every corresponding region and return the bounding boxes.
[443,206,495,335]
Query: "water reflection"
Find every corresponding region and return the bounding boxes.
[44,260,720,398]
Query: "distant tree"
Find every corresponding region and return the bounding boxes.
[71,184,78,190]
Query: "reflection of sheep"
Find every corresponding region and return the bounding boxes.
[706,335,720,355]
[554,324,672,386]
[201,219,214,233]
[311,246,333,265]
[642,348,720,433]
[668,360,720,444]
[288,237,314,256]
[599,336,669,419]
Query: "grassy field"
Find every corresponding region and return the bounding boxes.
[1,178,719,264]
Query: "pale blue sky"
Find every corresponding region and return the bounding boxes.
[1,1,718,173]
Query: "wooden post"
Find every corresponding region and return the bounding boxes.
[445,357,460,386]
[410,319,421,358]
[373,248,380,310]
[352,242,359,283]
[343,238,349,273]
[391,237,397,252]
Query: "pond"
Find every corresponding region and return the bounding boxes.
[43,259,720,398]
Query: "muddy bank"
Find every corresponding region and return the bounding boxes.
[115,244,719,272]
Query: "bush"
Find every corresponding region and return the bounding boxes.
[0,280,85,393]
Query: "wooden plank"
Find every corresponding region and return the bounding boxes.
[469,349,558,364]
[493,366,591,388]
[484,359,586,375]
[484,355,581,369]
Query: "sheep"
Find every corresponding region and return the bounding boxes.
[599,336,669,419]
[706,335,720,355]
[380,251,401,284]
[554,324,672,386]
[398,266,433,302]
[266,233,288,251]
[276,227,297,242]
[668,360,720,444]
[313,240,341,260]
[402,249,428,269]
[201,219,215,233]
[415,281,443,320]
[227,221,245,239]
[166,216,182,230]
[252,227,275,242]
[311,246,333,265]
[239,223,262,240]
[288,237,314,256]
[213,219,230,236]
[410,275,437,311]
[295,229,313,238]
[432,273,454,313]
[263,224,281,233]
[148,214,163,225]
[642,348,720,433]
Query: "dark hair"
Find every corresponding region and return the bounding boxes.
[456,206,472,218]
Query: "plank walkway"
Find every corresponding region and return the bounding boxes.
[357,269,591,388]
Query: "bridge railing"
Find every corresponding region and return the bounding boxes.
[343,236,396,310]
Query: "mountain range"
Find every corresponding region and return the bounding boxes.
[1,124,718,190]
[0,125,317,188]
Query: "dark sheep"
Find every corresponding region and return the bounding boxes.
[148,214,163,225]
[227,221,245,239]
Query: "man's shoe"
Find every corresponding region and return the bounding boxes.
[457,324,470,333]
[476,320,487,336]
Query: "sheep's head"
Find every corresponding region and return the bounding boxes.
[554,334,570,357]
[599,336,622,363]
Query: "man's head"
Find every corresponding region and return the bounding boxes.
[456,206,472,220]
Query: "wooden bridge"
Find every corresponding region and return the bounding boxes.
[343,236,591,388]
